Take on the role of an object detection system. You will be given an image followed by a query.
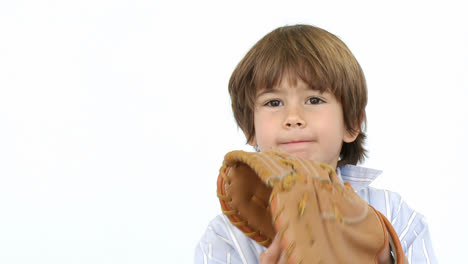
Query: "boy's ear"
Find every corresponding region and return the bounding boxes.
[343,129,359,143]
[343,114,364,143]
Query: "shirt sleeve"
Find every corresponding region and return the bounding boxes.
[194,215,264,264]
[366,187,438,264]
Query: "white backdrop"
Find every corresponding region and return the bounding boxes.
[0,0,466,263]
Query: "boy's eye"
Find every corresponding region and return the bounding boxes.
[307,97,324,105]
[265,100,283,107]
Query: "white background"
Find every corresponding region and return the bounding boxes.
[0,0,466,263]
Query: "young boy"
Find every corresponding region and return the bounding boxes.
[195,25,437,263]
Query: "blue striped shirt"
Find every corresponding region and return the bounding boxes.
[195,165,438,264]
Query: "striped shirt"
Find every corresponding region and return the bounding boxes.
[195,164,438,264]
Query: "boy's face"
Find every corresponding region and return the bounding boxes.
[248,77,358,169]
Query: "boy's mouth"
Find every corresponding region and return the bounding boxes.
[280,139,313,144]
[283,140,310,144]
[280,140,313,149]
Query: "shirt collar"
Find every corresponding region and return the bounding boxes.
[336,164,382,192]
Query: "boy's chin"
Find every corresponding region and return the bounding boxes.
[277,149,315,161]
[287,150,310,160]
[273,149,334,167]
[257,147,333,166]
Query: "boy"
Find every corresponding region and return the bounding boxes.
[195,25,437,263]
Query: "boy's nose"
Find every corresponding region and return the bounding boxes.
[284,119,305,128]
[283,110,306,129]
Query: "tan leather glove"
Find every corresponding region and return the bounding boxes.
[217,150,407,264]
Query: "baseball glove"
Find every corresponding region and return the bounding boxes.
[217,150,407,264]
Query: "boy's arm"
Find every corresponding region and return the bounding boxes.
[370,189,438,264]
[398,217,437,263]
[195,215,264,264]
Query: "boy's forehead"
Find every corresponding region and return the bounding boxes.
[255,79,320,96]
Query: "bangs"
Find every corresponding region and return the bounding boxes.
[250,34,337,97]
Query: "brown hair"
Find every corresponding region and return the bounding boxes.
[228,24,368,166]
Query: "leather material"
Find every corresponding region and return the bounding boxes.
[217,150,407,263]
